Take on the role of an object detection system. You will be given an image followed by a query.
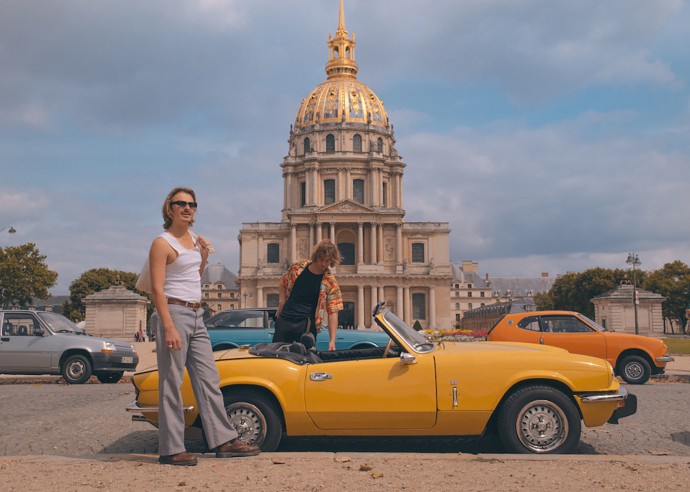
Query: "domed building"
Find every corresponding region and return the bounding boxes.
[238,1,451,329]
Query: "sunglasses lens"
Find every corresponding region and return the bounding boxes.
[171,201,198,209]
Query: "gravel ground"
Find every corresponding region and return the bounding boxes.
[2,453,689,491]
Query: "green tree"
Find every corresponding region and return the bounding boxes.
[0,243,58,308]
[533,291,555,311]
[63,268,140,321]
[642,261,690,330]
[548,267,630,318]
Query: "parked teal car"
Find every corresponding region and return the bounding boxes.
[205,308,389,351]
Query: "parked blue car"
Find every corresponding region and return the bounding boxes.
[205,308,390,351]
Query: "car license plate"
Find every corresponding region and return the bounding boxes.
[122,356,134,364]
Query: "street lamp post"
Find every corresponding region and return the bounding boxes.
[242,291,253,308]
[626,252,641,335]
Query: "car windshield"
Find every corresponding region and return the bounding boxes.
[577,313,607,332]
[380,309,435,353]
[36,312,85,334]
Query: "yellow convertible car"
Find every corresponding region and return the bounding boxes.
[127,304,636,454]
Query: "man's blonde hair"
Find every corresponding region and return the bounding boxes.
[162,187,197,229]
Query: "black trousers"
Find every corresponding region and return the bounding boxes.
[272,316,316,343]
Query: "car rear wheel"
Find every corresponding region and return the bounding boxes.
[61,354,92,384]
[497,385,581,454]
[222,389,283,452]
[96,372,124,384]
[618,355,651,385]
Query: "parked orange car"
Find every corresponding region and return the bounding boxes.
[487,310,673,384]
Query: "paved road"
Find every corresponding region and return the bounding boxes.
[1,380,689,457]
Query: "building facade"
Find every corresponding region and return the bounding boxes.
[592,283,666,335]
[201,262,240,315]
[238,2,451,330]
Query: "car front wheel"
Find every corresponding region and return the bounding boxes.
[61,354,93,384]
[222,389,283,452]
[618,355,651,384]
[497,385,581,454]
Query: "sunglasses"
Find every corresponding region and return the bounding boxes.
[170,200,198,209]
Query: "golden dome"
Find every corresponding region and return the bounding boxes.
[294,0,389,130]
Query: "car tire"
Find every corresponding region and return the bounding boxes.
[61,354,93,384]
[618,355,651,385]
[222,389,283,452]
[96,372,124,384]
[497,385,581,454]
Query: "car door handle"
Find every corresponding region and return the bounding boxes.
[310,372,332,381]
[539,336,544,344]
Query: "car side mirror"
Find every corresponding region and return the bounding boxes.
[400,352,417,365]
[34,327,45,336]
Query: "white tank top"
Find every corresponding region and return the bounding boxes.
[158,231,201,303]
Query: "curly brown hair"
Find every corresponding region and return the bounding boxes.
[310,239,341,267]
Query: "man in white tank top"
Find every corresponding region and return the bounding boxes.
[148,187,260,466]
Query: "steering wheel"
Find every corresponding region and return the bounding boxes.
[383,338,394,358]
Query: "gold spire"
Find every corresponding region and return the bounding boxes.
[337,0,347,36]
[326,0,357,79]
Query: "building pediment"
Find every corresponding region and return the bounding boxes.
[318,199,375,214]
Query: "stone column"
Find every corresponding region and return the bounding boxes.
[330,222,336,242]
[309,223,314,251]
[403,287,410,324]
[257,287,264,307]
[370,223,377,264]
[377,224,384,265]
[396,224,402,265]
[290,225,297,263]
[396,286,403,318]
[429,287,436,328]
[357,222,364,264]
[371,286,378,317]
[284,172,290,210]
[357,285,365,330]
[316,222,322,244]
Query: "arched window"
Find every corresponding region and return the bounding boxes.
[353,134,362,152]
[377,137,383,153]
[303,137,310,154]
[326,134,335,153]
[411,243,425,263]
[267,243,280,264]
[324,179,336,205]
[338,242,355,265]
[353,179,364,204]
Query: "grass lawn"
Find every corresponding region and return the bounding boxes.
[663,337,690,355]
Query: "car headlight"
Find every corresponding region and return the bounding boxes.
[101,342,115,353]
[607,361,615,385]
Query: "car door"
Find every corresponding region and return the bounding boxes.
[0,312,52,372]
[304,353,437,430]
[538,315,607,361]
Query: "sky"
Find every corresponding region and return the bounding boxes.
[2,0,689,295]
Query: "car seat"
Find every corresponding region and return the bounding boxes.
[18,325,28,336]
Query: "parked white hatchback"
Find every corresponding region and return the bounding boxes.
[0,310,138,383]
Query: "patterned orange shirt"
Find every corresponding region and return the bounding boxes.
[280,259,343,332]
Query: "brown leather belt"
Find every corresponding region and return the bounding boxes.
[167,297,202,310]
